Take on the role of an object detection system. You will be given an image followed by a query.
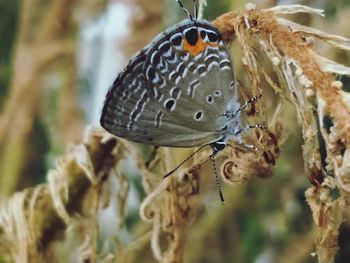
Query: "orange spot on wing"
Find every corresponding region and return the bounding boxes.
[182,32,219,57]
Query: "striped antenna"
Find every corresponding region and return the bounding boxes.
[236,94,263,115]
[197,0,207,19]
[193,0,198,20]
[176,0,194,21]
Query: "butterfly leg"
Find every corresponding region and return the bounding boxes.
[236,124,266,135]
[234,124,266,151]
[208,139,227,204]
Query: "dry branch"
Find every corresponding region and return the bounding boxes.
[213,4,350,263]
[0,128,123,262]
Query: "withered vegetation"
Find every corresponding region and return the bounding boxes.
[0,3,350,263]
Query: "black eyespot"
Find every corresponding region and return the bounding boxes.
[194,111,203,120]
[207,95,213,103]
[200,30,206,39]
[207,31,218,42]
[185,28,198,46]
[214,90,222,96]
[159,42,170,53]
[165,99,175,111]
[171,34,182,46]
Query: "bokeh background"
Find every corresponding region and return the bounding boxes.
[0,0,350,262]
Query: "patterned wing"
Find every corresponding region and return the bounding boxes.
[100,19,237,147]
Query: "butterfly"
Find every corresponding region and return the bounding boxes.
[100,0,262,203]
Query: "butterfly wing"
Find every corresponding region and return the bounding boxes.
[101,19,237,147]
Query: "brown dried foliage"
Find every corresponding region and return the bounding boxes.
[213,5,350,263]
[0,0,85,200]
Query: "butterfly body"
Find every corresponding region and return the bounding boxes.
[101,18,241,149]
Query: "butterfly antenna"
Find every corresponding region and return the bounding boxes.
[163,144,209,178]
[176,0,194,21]
[211,157,225,204]
[193,0,198,20]
[236,94,262,114]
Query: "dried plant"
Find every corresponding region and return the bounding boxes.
[0,3,350,263]
[0,0,86,200]
[212,4,350,263]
